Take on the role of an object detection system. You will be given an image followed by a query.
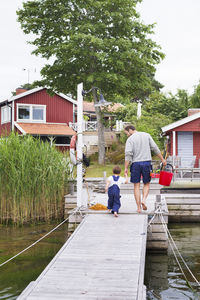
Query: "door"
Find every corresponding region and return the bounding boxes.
[177,132,193,167]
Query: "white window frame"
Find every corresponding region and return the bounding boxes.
[17,103,46,123]
[1,105,11,124]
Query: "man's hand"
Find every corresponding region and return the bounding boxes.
[124,160,130,177]
[124,167,128,176]
[157,153,167,167]
[161,159,167,166]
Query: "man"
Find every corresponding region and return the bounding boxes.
[124,125,166,213]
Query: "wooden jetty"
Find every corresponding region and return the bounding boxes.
[164,194,200,222]
[18,214,147,300]
[17,180,169,299]
[65,191,169,252]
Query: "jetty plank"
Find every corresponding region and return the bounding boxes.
[17,214,147,300]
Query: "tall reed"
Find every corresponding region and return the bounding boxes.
[0,133,70,225]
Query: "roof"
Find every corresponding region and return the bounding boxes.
[15,122,76,136]
[106,103,124,112]
[78,101,124,113]
[0,87,77,105]
[162,112,200,133]
[83,101,95,113]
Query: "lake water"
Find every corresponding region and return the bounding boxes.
[0,223,200,299]
[0,222,69,300]
[145,223,200,300]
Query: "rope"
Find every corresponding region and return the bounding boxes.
[147,207,164,236]
[153,207,200,288]
[0,207,83,268]
[158,211,200,287]
[147,208,160,227]
[148,205,200,290]
[150,290,162,300]
[163,220,191,286]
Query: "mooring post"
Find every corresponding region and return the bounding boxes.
[155,194,162,210]
[103,171,107,183]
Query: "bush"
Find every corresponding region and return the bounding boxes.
[106,144,125,164]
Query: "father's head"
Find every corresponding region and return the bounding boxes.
[124,125,136,137]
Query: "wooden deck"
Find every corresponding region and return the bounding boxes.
[18,213,147,300]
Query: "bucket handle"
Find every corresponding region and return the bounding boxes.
[160,163,174,172]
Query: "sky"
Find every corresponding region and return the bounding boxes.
[1,0,200,100]
[138,0,200,95]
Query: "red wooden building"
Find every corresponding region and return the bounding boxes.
[162,109,200,167]
[0,87,76,148]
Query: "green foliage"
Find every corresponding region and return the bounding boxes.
[143,89,190,121]
[107,152,125,164]
[11,83,37,96]
[190,81,200,108]
[116,103,138,121]
[17,0,165,165]
[134,112,171,149]
[0,133,70,225]
[115,100,172,149]
[110,142,118,151]
[106,144,125,164]
[17,0,164,100]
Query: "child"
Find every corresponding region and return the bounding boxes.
[105,165,128,217]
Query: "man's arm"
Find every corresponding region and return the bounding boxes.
[156,152,167,166]
[124,138,133,176]
[148,134,167,166]
[124,160,130,176]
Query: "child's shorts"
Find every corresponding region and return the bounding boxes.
[130,161,151,184]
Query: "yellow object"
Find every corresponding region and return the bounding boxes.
[89,203,108,210]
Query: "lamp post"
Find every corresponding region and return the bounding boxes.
[82,87,111,107]
[76,83,111,208]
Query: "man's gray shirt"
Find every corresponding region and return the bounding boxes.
[125,131,160,163]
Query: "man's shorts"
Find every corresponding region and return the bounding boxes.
[130,161,151,184]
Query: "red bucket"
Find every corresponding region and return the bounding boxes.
[159,164,173,186]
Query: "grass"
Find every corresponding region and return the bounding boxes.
[85,162,125,178]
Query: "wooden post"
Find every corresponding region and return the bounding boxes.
[172,131,176,167]
[103,171,107,183]
[77,83,83,207]
[155,194,161,210]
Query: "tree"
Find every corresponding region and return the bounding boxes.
[143,89,190,121]
[11,83,36,96]
[115,103,171,149]
[190,81,200,108]
[17,0,164,164]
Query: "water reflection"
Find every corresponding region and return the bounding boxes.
[145,224,200,300]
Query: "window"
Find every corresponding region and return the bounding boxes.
[17,104,46,122]
[32,106,44,121]
[18,106,30,120]
[55,136,70,145]
[1,106,11,124]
